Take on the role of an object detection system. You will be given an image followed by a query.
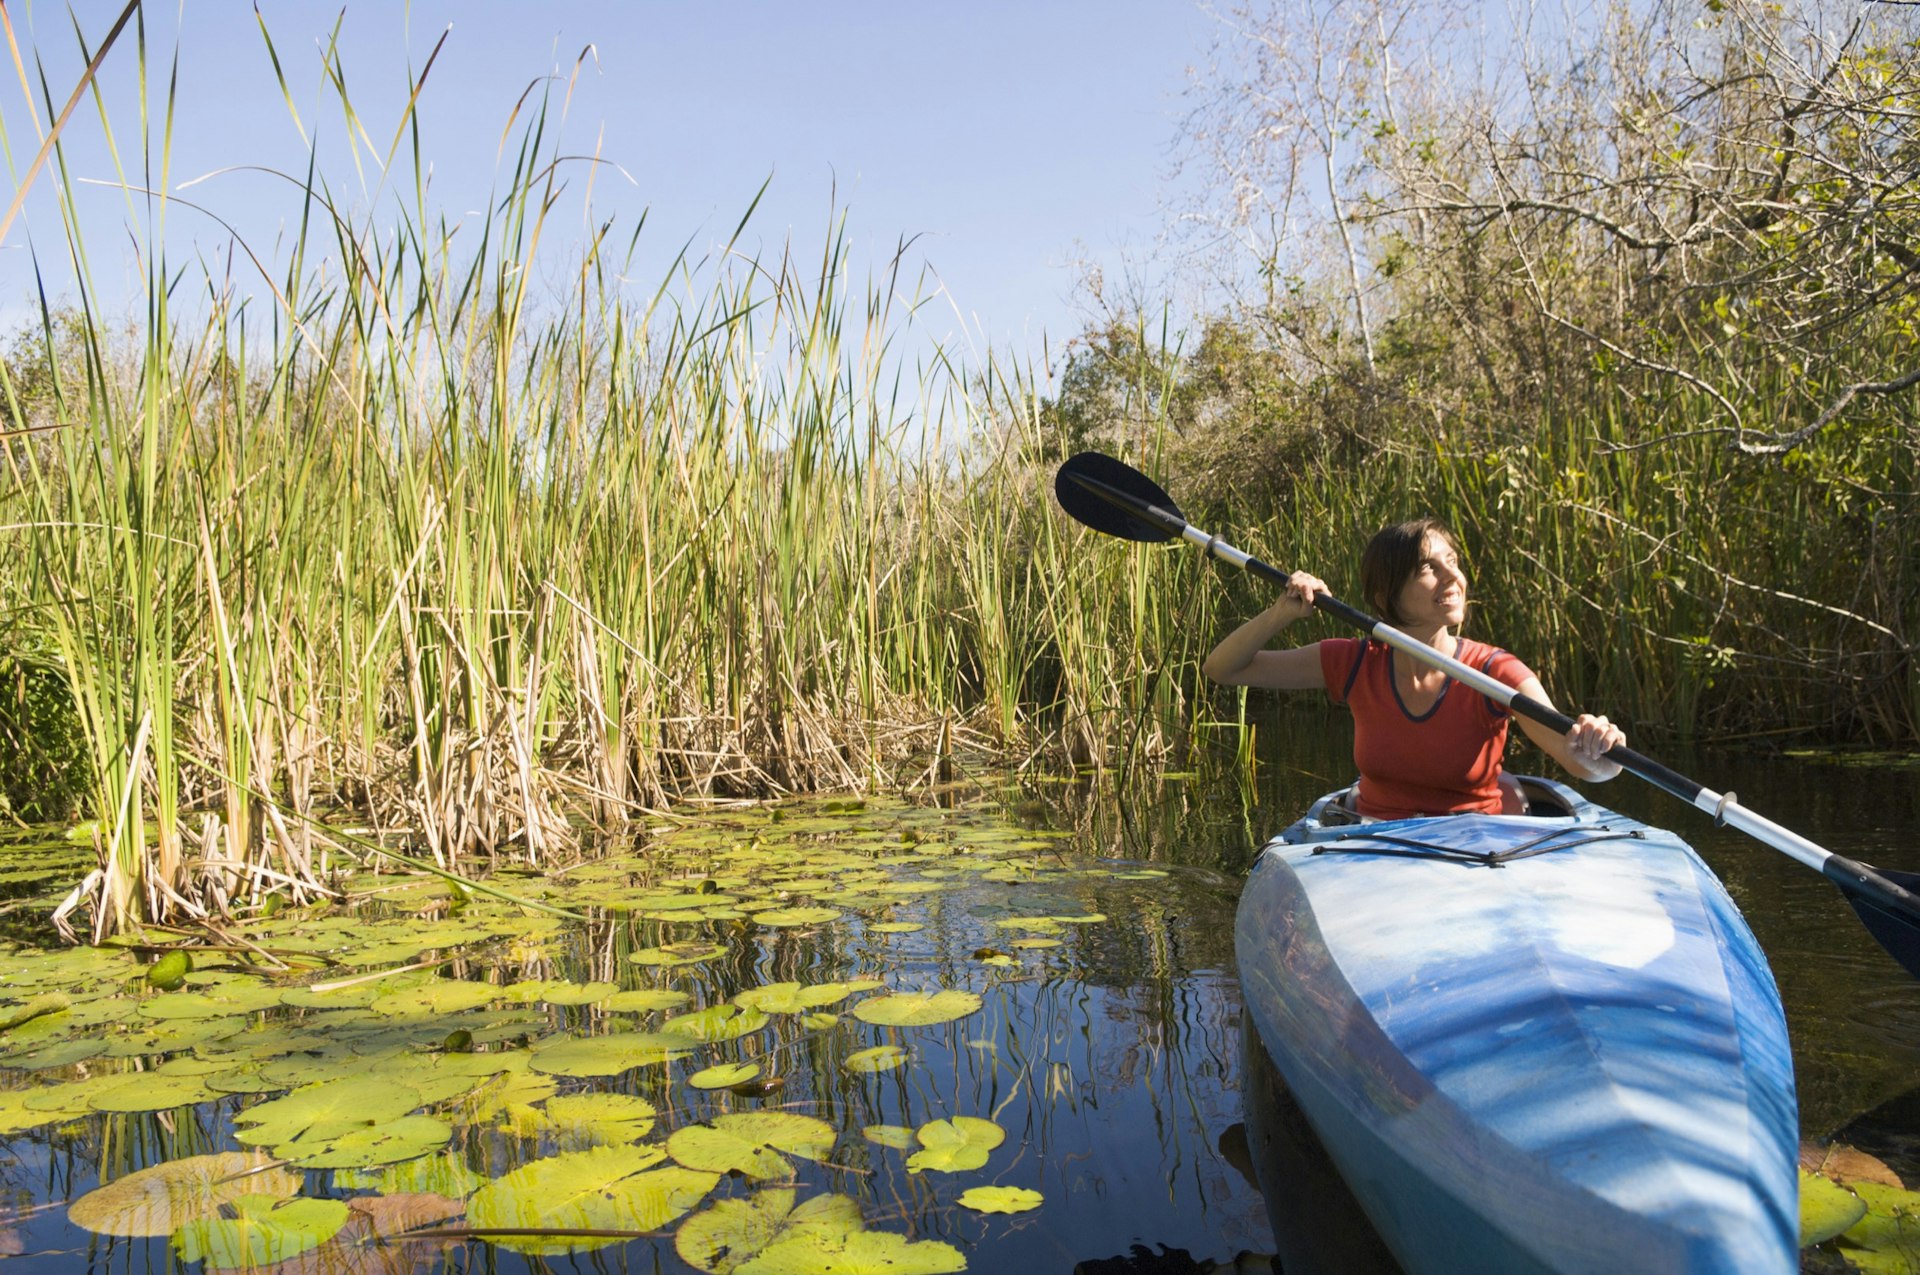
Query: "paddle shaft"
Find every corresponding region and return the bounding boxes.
[1073,469,1920,921]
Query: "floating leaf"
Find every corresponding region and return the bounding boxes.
[87,1071,219,1113]
[462,1070,560,1122]
[752,907,842,928]
[279,983,382,1010]
[631,943,726,968]
[843,1046,907,1074]
[1009,938,1061,950]
[538,1093,659,1145]
[173,1194,351,1269]
[852,991,982,1028]
[285,1114,453,1169]
[370,981,502,1017]
[734,982,864,1015]
[661,1004,771,1043]
[957,1185,1043,1215]
[232,1078,422,1151]
[742,1229,965,1275]
[691,1062,763,1090]
[68,1152,301,1236]
[676,1189,865,1275]
[668,1114,837,1180]
[0,1037,104,1070]
[337,1153,486,1199]
[1840,1180,1920,1271]
[907,1117,1004,1174]
[603,989,692,1014]
[529,1031,695,1077]
[861,1125,916,1150]
[466,1147,716,1254]
[801,1013,840,1031]
[1802,1170,1868,1247]
[505,979,619,1006]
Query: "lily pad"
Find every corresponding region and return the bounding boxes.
[232,1077,422,1152]
[752,907,842,928]
[284,1114,453,1169]
[906,1117,1004,1174]
[852,991,982,1028]
[67,1151,301,1236]
[1802,1170,1868,1247]
[603,988,693,1014]
[661,1004,772,1043]
[529,1031,696,1077]
[676,1189,865,1275]
[668,1113,837,1180]
[465,1146,716,1254]
[843,1045,907,1074]
[538,1092,659,1145]
[505,979,619,1006]
[1840,1180,1920,1272]
[734,982,864,1015]
[631,943,726,968]
[337,1153,487,1199]
[173,1194,351,1269]
[861,1125,917,1150]
[370,980,502,1017]
[957,1185,1043,1214]
[691,1062,764,1090]
[743,1229,965,1274]
[87,1071,220,1113]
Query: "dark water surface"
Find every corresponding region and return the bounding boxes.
[0,705,1917,1273]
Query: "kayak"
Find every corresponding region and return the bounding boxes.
[1234,776,1799,1274]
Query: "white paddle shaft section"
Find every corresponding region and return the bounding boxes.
[1711,799,1835,873]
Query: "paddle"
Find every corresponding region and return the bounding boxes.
[1055,449,1920,979]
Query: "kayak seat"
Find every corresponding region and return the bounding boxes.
[1514,777,1576,818]
[1316,778,1578,824]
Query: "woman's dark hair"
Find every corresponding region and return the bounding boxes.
[1360,518,1460,625]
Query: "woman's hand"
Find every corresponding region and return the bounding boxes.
[1272,571,1329,622]
[1565,713,1625,779]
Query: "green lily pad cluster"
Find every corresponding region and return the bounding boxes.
[6,792,1178,1270]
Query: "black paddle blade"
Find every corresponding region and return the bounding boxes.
[1843,866,1920,979]
[1054,451,1187,543]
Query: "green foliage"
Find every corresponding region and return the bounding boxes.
[0,648,89,823]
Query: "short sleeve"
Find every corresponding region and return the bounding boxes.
[1319,638,1366,706]
[1478,647,1537,719]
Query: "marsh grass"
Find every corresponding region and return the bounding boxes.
[3,16,1912,942]
[0,18,1221,940]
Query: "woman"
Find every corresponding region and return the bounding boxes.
[1201,518,1625,819]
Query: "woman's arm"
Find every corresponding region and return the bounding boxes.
[1510,676,1626,782]
[1202,572,1332,691]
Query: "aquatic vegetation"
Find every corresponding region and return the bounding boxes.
[957,1186,1044,1215]
[7,792,1258,1269]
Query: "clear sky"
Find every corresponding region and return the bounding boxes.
[0,2,1218,372]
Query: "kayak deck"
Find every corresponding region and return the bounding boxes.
[1235,778,1798,1274]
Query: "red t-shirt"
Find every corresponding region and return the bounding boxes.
[1317,637,1537,819]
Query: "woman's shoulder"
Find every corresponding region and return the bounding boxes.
[1456,636,1536,684]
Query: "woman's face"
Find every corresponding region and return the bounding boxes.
[1393,532,1467,630]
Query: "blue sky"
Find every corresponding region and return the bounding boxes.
[0,2,1218,371]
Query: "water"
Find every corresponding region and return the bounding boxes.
[0,705,1917,1273]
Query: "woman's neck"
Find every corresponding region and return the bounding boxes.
[1400,623,1456,656]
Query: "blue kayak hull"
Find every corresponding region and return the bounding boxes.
[1234,780,1798,1274]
